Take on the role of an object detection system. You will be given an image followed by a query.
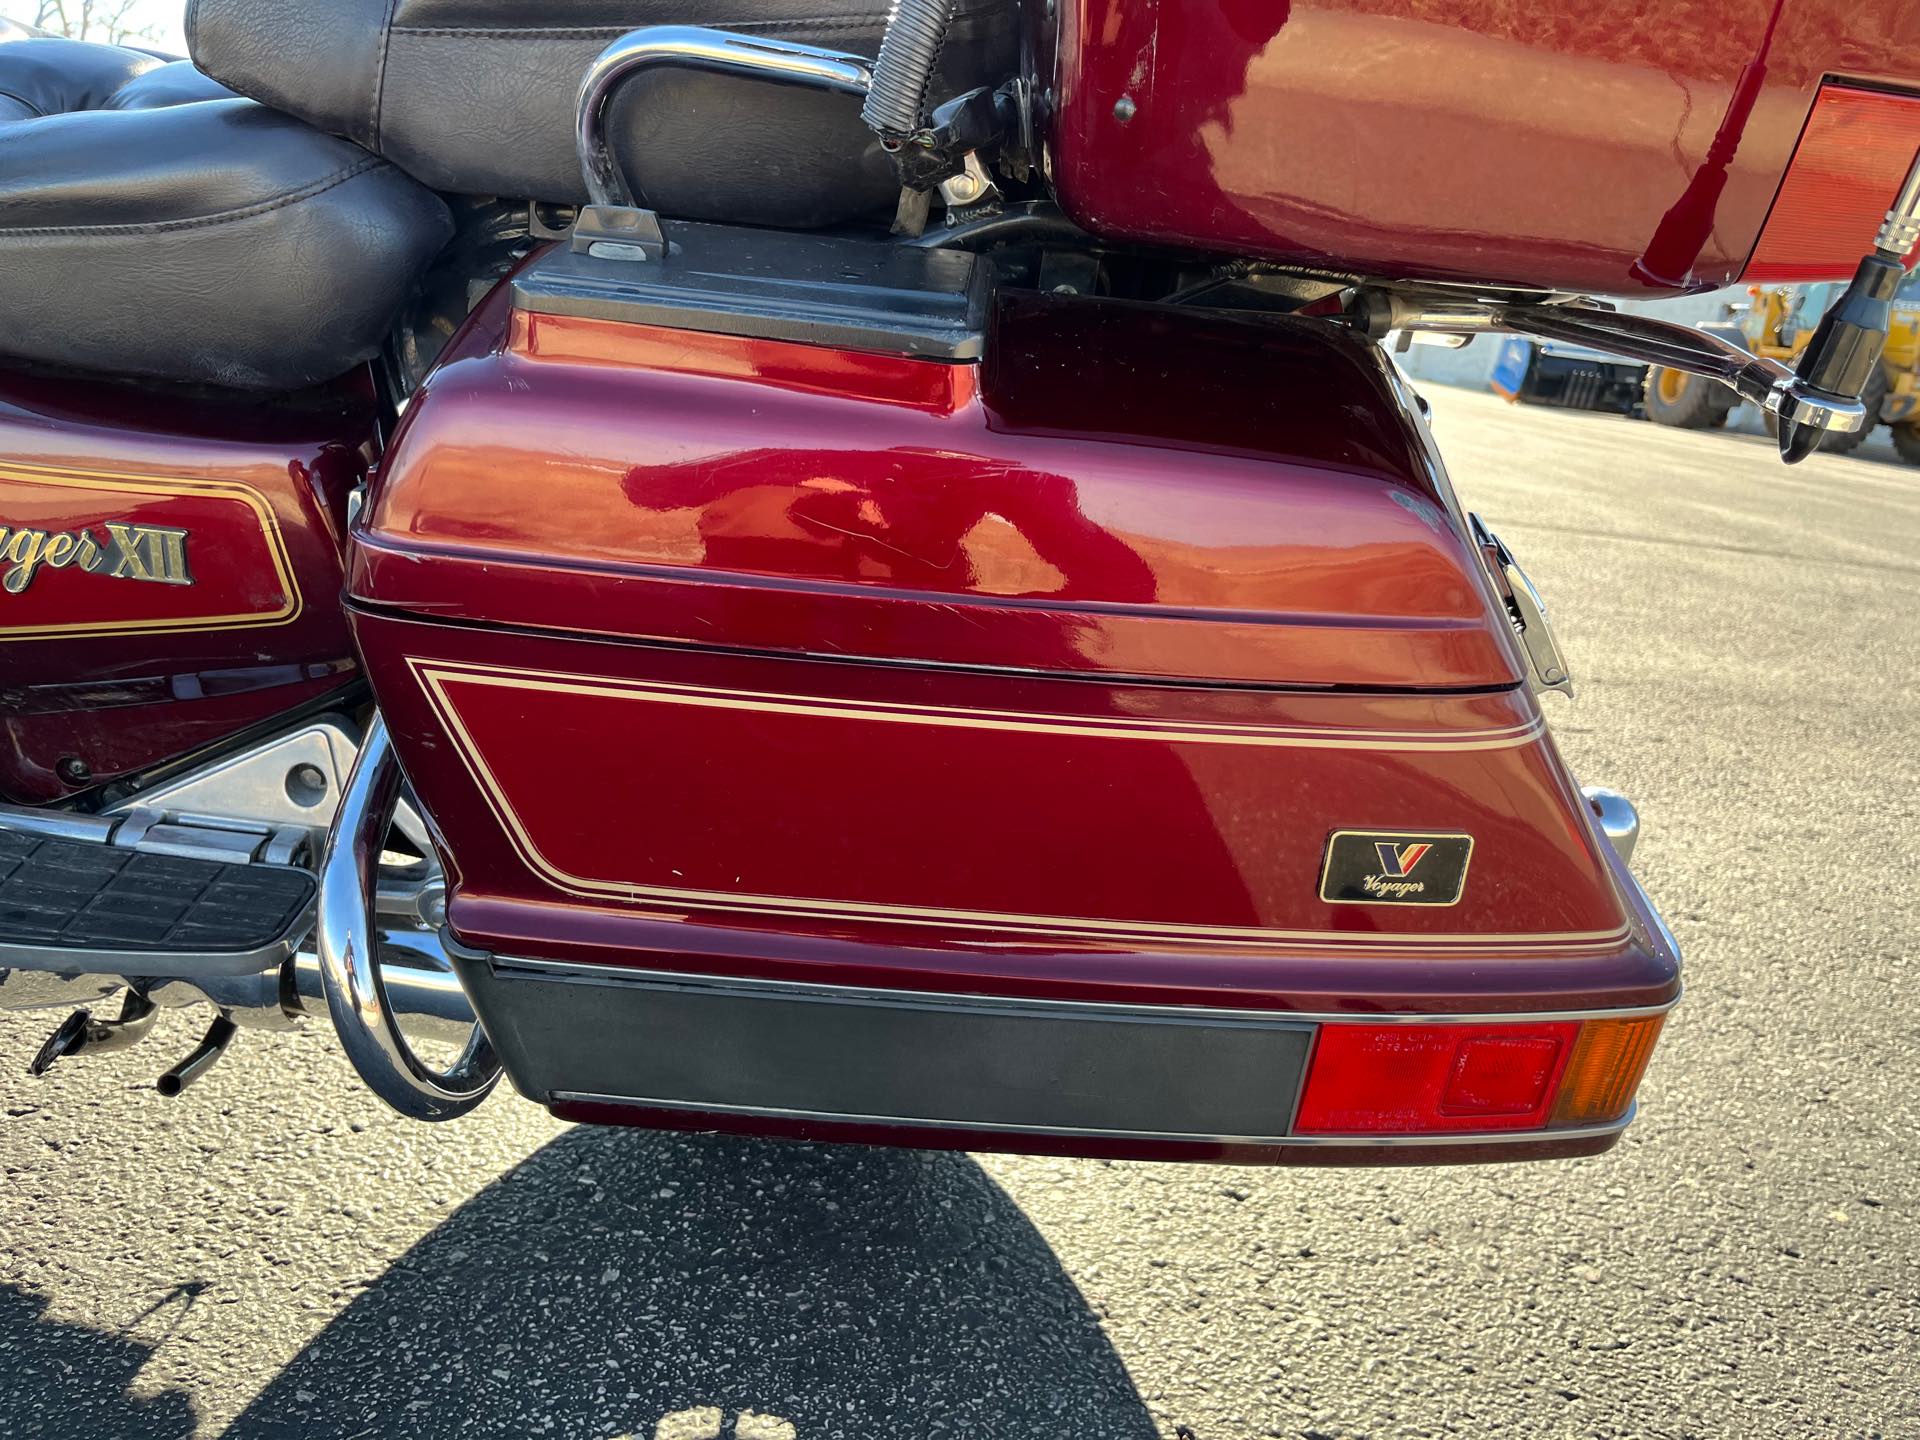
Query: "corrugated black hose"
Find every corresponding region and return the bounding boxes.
[860,0,960,140]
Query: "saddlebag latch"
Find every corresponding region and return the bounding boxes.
[1470,513,1574,699]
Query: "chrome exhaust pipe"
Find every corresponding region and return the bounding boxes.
[3,954,481,1052]
[314,717,501,1120]
[286,946,477,1050]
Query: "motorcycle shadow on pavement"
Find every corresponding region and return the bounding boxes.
[219,1126,1158,1440]
[0,1283,203,1440]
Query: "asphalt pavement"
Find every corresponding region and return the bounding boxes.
[2,385,1916,1440]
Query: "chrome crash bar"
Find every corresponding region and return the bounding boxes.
[315,717,501,1120]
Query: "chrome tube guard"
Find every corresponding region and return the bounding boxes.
[315,717,500,1120]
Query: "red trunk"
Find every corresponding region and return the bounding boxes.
[1041,0,1920,294]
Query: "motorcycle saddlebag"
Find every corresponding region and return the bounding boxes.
[347,225,1678,1163]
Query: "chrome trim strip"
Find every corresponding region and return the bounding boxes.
[547,1089,1637,1148]
[487,954,1681,1026]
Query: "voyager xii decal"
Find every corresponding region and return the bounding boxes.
[0,519,192,594]
[0,462,299,640]
[1320,830,1474,906]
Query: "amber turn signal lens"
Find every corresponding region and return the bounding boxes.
[1550,1014,1665,1128]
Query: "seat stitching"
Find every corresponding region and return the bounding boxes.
[371,0,403,148]
[0,87,46,117]
[0,156,388,237]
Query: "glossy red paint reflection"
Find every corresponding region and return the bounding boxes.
[1040,0,1920,294]
[351,285,1679,1042]
[0,365,371,802]
[356,291,1521,690]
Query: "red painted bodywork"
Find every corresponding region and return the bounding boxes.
[0,366,371,803]
[354,298,1519,690]
[350,280,1678,1120]
[1040,0,1920,295]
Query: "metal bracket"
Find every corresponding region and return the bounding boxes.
[937,153,999,211]
[106,715,360,864]
[570,205,666,263]
[1349,290,1868,444]
[1471,514,1573,699]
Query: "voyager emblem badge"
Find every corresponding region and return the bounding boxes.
[0,521,193,595]
[1319,830,1473,906]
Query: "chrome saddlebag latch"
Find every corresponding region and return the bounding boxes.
[1470,513,1573,698]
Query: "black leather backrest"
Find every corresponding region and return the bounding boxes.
[187,0,1018,227]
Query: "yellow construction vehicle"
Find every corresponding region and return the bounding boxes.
[1644,278,1920,461]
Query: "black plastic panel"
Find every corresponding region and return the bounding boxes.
[513,220,990,360]
[455,957,1315,1142]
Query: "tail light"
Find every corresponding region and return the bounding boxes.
[1743,84,1920,283]
[1294,1014,1664,1136]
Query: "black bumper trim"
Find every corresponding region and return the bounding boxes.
[453,952,1662,1147]
[455,952,1315,1142]
[547,1090,1635,1148]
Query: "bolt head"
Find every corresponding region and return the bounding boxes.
[1113,95,1137,123]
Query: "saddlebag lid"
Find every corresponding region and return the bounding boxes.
[356,240,1526,692]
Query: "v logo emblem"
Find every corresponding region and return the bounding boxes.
[1373,841,1433,877]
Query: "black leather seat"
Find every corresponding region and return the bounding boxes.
[0,23,453,390]
[187,0,1016,227]
[0,3,1015,391]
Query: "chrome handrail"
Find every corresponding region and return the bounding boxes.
[576,25,874,209]
[315,717,500,1120]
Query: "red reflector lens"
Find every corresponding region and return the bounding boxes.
[1744,85,1920,283]
[1442,1034,1566,1116]
[1294,1023,1577,1134]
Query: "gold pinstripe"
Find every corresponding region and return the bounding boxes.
[409,657,1628,953]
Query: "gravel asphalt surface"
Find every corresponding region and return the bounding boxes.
[2,385,1916,1439]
